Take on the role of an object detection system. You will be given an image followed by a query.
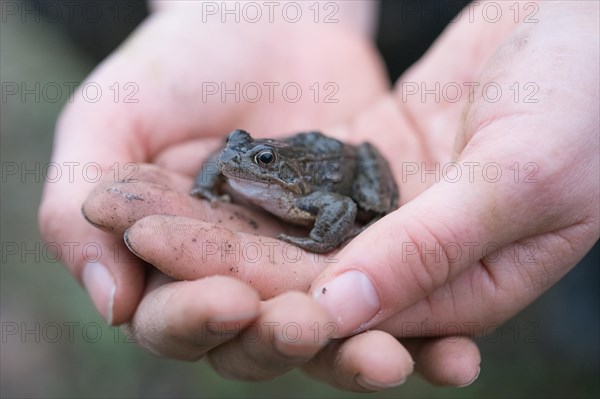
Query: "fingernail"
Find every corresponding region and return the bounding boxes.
[355,374,406,391]
[123,229,147,262]
[82,262,116,324]
[458,365,481,388]
[312,270,380,337]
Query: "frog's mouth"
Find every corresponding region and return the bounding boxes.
[221,169,282,186]
[228,176,274,189]
[226,176,287,203]
[224,174,303,195]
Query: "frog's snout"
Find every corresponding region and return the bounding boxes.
[217,151,244,181]
[219,150,241,165]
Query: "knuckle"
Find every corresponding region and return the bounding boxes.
[401,222,453,296]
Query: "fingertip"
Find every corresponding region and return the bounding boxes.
[457,365,481,388]
[265,291,333,358]
[124,214,235,278]
[165,276,261,333]
[411,336,481,387]
[131,276,261,360]
[347,331,414,391]
[206,290,331,382]
[305,330,413,392]
[122,215,160,258]
[81,203,105,231]
[123,227,147,264]
[354,374,406,391]
[311,269,381,338]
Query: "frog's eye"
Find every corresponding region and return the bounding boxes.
[255,149,276,166]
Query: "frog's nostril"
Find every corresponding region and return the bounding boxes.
[220,150,239,164]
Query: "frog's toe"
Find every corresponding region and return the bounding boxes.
[219,194,231,203]
[207,194,230,208]
[190,187,214,199]
[277,233,334,254]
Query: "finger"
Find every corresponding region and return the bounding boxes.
[207,292,331,381]
[308,150,583,337]
[37,7,255,324]
[303,330,413,392]
[82,175,283,235]
[375,221,600,337]
[394,1,520,161]
[123,215,328,298]
[118,162,195,192]
[308,2,600,338]
[37,42,188,325]
[403,336,481,387]
[130,274,260,361]
[82,170,288,236]
[40,167,146,325]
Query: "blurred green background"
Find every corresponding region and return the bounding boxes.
[1,1,599,398]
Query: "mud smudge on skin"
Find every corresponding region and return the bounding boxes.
[107,187,145,201]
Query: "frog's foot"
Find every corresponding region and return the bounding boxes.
[190,187,230,207]
[277,234,337,254]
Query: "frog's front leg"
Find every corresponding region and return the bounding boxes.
[190,153,229,204]
[278,191,357,253]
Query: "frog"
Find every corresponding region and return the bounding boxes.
[191,129,399,253]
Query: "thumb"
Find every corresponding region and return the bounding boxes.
[309,163,556,337]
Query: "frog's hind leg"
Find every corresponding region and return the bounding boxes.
[277,191,357,253]
[351,142,399,218]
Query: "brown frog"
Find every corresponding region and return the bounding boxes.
[191,130,399,253]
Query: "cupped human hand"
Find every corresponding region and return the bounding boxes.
[308,0,600,341]
[83,162,482,390]
[38,4,388,325]
[81,1,599,391]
